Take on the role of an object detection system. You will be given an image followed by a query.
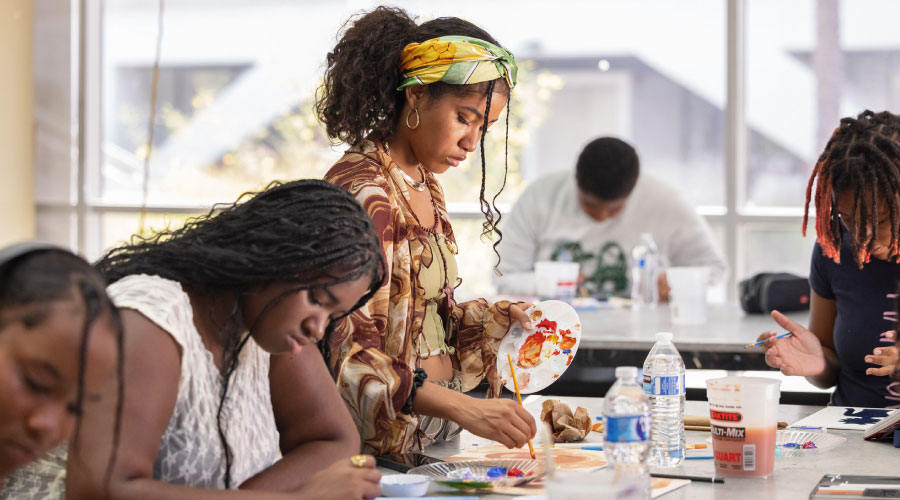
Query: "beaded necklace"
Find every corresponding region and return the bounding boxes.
[382,143,457,316]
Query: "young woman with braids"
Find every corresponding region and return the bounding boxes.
[0,243,121,492]
[10,180,385,500]
[318,6,536,455]
[758,110,900,408]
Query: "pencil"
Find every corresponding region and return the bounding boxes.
[507,353,536,460]
[552,443,705,451]
[744,332,792,349]
[650,473,724,484]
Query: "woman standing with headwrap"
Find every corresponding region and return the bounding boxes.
[319,7,537,455]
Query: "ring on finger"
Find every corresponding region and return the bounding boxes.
[350,454,368,468]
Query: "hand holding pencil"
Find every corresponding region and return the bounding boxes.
[756,310,827,377]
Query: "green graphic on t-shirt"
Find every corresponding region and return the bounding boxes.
[551,241,628,296]
[551,241,594,265]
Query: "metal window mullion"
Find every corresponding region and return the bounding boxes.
[725,0,747,299]
[76,0,103,255]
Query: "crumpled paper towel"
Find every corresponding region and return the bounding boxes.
[540,399,592,442]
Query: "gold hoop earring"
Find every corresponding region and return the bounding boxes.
[406,108,420,130]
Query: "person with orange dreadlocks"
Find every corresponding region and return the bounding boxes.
[757,110,900,408]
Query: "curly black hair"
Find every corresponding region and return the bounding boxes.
[803,110,900,267]
[315,6,512,270]
[0,247,124,486]
[95,179,385,488]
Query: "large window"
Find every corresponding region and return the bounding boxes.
[745,0,900,209]
[34,0,900,299]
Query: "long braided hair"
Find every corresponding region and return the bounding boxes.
[315,6,513,270]
[803,110,900,267]
[0,249,124,484]
[95,179,384,488]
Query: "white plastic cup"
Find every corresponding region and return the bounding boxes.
[706,376,781,478]
[534,261,580,300]
[667,266,710,325]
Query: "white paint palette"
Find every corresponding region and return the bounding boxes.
[498,300,582,394]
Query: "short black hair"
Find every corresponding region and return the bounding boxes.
[575,137,640,200]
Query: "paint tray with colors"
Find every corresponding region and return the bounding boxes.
[409,459,544,491]
[775,430,846,457]
[498,300,581,394]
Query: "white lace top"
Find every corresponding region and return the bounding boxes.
[2,274,281,498]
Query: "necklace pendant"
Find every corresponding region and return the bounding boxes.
[444,237,458,255]
[398,166,427,192]
[384,143,427,192]
[442,285,455,311]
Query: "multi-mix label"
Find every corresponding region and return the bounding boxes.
[708,405,772,476]
[711,424,746,439]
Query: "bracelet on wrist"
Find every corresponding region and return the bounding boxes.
[401,368,428,415]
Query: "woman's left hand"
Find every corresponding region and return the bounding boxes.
[865,332,899,376]
[509,302,534,331]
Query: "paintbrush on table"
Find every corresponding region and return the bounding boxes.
[553,442,708,451]
[507,353,536,460]
[684,414,788,431]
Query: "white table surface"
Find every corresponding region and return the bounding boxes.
[383,395,898,500]
[577,303,810,353]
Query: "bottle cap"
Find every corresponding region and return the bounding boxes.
[655,332,673,342]
[615,366,638,379]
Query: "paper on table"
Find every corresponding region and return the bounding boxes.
[790,407,895,431]
[650,478,691,498]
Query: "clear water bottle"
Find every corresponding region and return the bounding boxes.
[643,332,686,467]
[604,366,651,499]
[631,233,659,309]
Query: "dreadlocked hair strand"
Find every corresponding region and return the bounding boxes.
[802,110,900,268]
[488,97,512,275]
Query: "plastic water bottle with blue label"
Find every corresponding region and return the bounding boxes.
[631,233,659,309]
[643,331,686,467]
[604,366,651,499]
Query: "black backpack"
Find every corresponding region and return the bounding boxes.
[739,273,811,314]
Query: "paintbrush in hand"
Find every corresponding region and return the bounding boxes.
[507,353,536,460]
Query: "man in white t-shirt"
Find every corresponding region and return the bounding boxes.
[495,137,727,299]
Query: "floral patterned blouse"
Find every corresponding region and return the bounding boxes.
[324,141,515,455]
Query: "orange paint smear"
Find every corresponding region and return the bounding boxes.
[518,331,546,368]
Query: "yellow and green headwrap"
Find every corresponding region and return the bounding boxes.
[397,35,517,91]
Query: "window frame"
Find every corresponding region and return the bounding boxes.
[37,0,820,298]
